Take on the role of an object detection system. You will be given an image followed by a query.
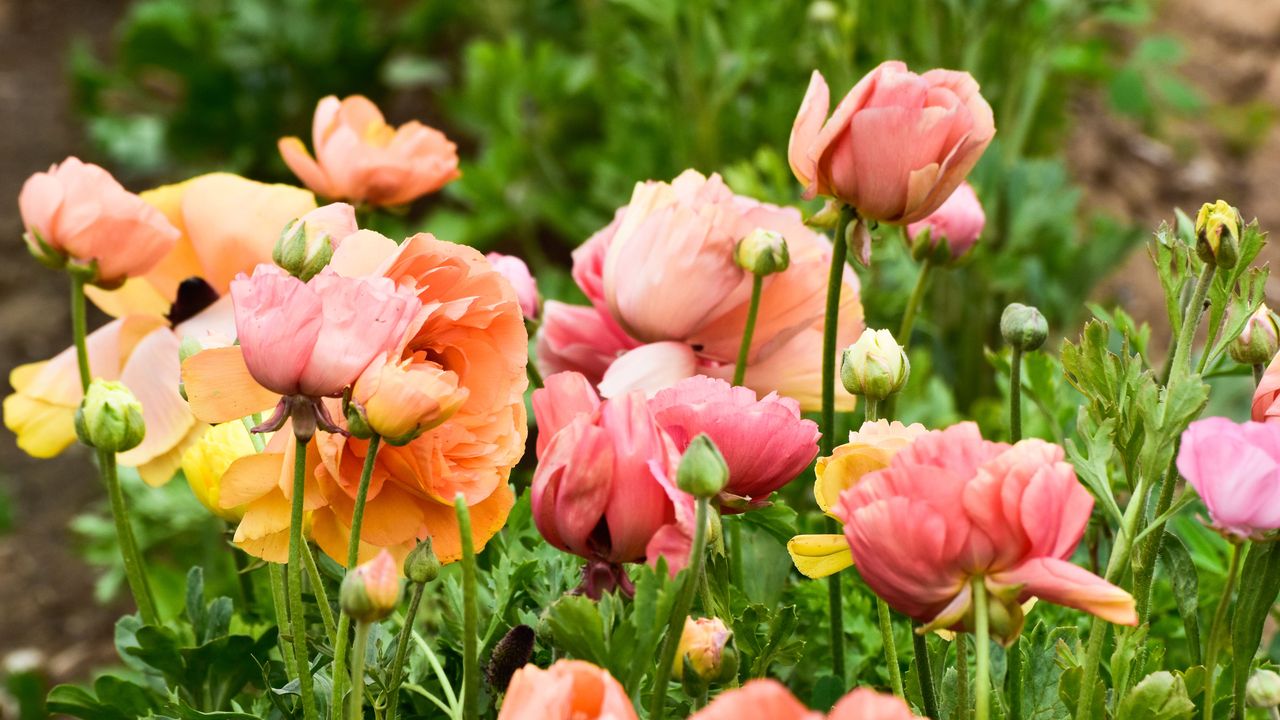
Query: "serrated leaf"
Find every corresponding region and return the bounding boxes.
[1066,413,1124,526]
[1117,671,1195,720]
[544,594,609,667]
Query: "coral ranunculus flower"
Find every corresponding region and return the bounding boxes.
[906,181,986,259]
[4,173,317,486]
[788,62,995,224]
[1252,353,1280,423]
[19,156,179,285]
[690,679,916,720]
[279,95,460,207]
[836,422,1136,643]
[537,170,862,412]
[498,661,637,720]
[1177,417,1280,540]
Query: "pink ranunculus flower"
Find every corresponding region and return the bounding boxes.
[1176,417,1280,540]
[835,422,1137,643]
[788,62,995,224]
[649,376,820,508]
[279,95,460,207]
[486,252,540,320]
[231,264,419,398]
[690,679,917,720]
[531,371,693,596]
[536,170,862,412]
[1252,353,1280,423]
[906,181,985,258]
[19,157,180,285]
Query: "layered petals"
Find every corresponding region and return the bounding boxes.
[498,661,637,720]
[1177,417,1280,539]
[905,181,985,258]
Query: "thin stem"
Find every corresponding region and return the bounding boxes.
[913,629,939,719]
[733,274,764,386]
[650,497,711,720]
[1009,346,1023,442]
[876,599,904,698]
[956,633,970,720]
[1203,542,1245,720]
[70,275,91,390]
[454,495,480,720]
[270,563,297,675]
[301,542,336,641]
[349,620,372,720]
[334,435,383,709]
[101,450,160,625]
[386,581,427,720]
[864,397,880,423]
[1168,264,1217,383]
[973,578,991,720]
[897,257,934,351]
[821,205,855,682]
[288,437,319,720]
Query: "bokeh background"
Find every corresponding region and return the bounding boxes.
[1,0,1277,691]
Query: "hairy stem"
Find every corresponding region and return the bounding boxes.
[348,620,372,720]
[1203,542,1244,720]
[333,434,383,709]
[288,437,318,720]
[973,578,991,720]
[385,580,427,720]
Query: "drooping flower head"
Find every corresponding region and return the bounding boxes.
[1177,417,1280,540]
[498,661,637,720]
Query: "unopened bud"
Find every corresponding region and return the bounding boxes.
[1248,669,1280,708]
[404,538,441,584]
[676,617,737,687]
[1195,200,1242,269]
[340,549,402,623]
[485,625,536,693]
[1230,306,1279,366]
[273,204,355,281]
[75,380,145,453]
[840,329,909,400]
[734,229,790,276]
[676,434,729,499]
[1000,303,1048,352]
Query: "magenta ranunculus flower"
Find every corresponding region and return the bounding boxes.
[906,181,986,259]
[835,422,1136,643]
[788,61,995,225]
[486,252,540,320]
[649,376,820,508]
[230,264,419,399]
[1177,417,1280,540]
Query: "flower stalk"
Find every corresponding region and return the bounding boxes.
[455,494,480,720]
[288,435,319,720]
[973,577,991,720]
[651,496,712,720]
[348,620,372,720]
[732,274,764,387]
[333,434,384,710]
[1204,542,1245,720]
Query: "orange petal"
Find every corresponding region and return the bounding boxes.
[419,483,515,564]
[182,346,280,424]
[233,490,292,541]
[236,527,291,564]
[220,452,286,507]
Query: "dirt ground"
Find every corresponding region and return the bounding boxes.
[2,0,1280,689]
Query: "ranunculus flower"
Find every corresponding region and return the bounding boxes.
[788,62,995,224]
[1176,417,1280,540]
[180,421,257,521]
[536,170,862,412]
[1230,305,1280,366]
[689,679,916,720]
[836,422,1136,643]
[339,549,402,622]
[18,157,180,285]
[498,660,637,720]
[1253,353,1280,423]
[487,252,540,320]
[531,371,692,596]
[906,181,985,258]
[649,376,819,507]
[349,350,468,445]
[788,420,927,579]
[279,95,460,207]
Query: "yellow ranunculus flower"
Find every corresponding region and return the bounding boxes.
[181,421,258,521]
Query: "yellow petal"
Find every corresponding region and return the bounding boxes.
[786,534,855,579]
[135,424,205,488]
[2,391,76,458]
[181,421,255,516]
[85,278,171,319]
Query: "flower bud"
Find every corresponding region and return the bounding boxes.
[273,203,356,281]
[24,227,67,270]
[1000,303,1048,352]
[340,549,402,623]
[1230,306,1279,366]
[348,352,469,446]
[1248,669,1280,708]
[404,537,441,584]
[1195,200,1242,269]
[840,329,909,400]
[74,380,145,453]
[675,617,737,686]
[676,433,730,499]
[734,229,790,276]
[486,253,540,321]
[485,625,536,693]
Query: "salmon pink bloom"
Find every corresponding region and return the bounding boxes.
[906,181,985,258]
[690,680,916,720]
[279,95,460,207]
[1252,353,1280,423]
[19,157,180,285]
[348,350,468,445]
[531,371,692,596]
[1176,417,1280,540]
[649,376,819,508]
[789,62,995,224]
[486,252,539,320]
[498,660,637,720]
[835,422,1136,643]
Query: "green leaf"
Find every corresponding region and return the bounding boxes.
[1117,671,1195,720]
[1058,665,1105,719]
[1231,541,1280,717]
[737,500,799,547]
[46,676,158,720]
[1065,414,1124,526]
[1021,623,1077,720]
[1158,532,1201,665]
[544,594,609,667]
[185,566,206,636]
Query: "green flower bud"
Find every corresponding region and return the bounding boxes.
[340,549,402,623]
[272,210,343,282]
[676,433,729,499]
[1000,303,1048,352]
[1247,669,1280,708]
[840,329,909,400]
[734,229,790,276]
[75,380,145,453]
[404,537,441,584]
[1195,200,1242,269]
[1230,306,1279,366]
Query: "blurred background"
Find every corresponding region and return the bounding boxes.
[1,0,1277,696]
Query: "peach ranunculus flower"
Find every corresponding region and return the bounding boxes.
[789,61,995,225]
[537,170,862,412]
[4,173,317,486]
[689,679,917,720]
[18,156,180,286]
[182,231,527,565]
[905,180,986,260]
[347,350,468,446]
[836,422,1137,644]
[498,660,637,720]
[279,95,460,207]
[787,419,928,579]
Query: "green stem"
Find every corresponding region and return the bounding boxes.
[897,257,934,351]
[454,495,479,720]
[334,435,384,710]
[650,497,711,720]
[1203,542,1245,720]
[101,450,160,625]
[733,274,764,386]
[1168,264,1217,383]
[386,581,427,720]
[956,633,970,720]
[1007,637,1023,720]
[270,563,297,675]
[302,542,336,641]
[349,620,372,720]
[913,629,939,719]
[973,578,991,720]
[1009,346,1023,442]
[288,437,319,720]
[876,599,904,698]
[70,275,91,390]
[821,205,855,682]
[864,397,880,423]
[526,358,544,390]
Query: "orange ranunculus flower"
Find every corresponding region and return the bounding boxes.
[498,661,637,720]
[279,95,460,207]
[690,680,918,720]
[4,173,315,486]
[184,231,527,565]
[348,350,469,445]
